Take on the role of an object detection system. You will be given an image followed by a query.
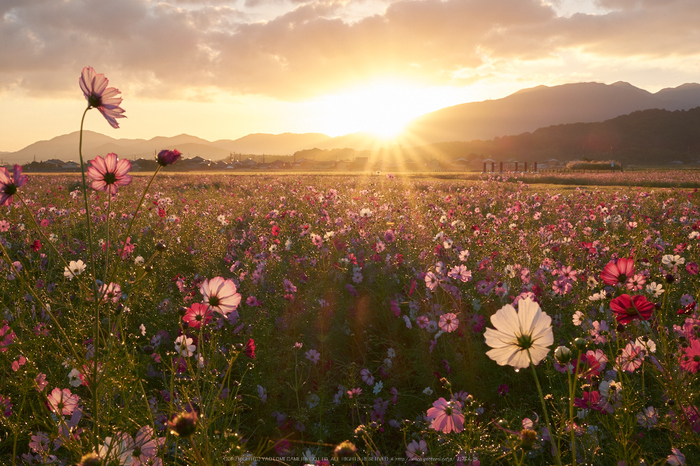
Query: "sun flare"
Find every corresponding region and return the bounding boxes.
[313,80,463,140]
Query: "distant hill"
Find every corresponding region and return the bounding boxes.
[388,107,700,167]
[402,81,700,145]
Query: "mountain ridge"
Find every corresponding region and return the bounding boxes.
[4,81,700,164]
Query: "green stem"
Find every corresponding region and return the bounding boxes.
[104,165,162,289]
[528,352,562,466]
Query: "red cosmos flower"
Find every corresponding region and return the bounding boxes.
[244,338,255,359]
[0,165,28,206]
[182,303,212,329]
[79,66,126,128]
[87,153,132,194]
[600,257,635,286]
[610,294,654,325]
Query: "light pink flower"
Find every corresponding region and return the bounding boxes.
[0,165,28,206]
[200,277,241,316]
[46,387,79,416]
[87,153,132,194]
[80,66,126,128]
[426,397,464,433]
[439,313,459,333]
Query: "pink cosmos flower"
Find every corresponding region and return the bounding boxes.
[183,303,212,329]
[200,277,241,316]
[0,165,28,206]
[98,282,122,304]
[600,257,634,286]
[610,294,654,325]
[679,338,700,373]
[132,425,164,464]
[426,397,464,433]
[47,387,79,416]
[616,341,645,373]
[79,66,126,128]
[439,312,459,333]
[667,448,686,466]
[305,349,321,364]
[87,153,133,194]
[406,439,427,459]
[174,335,195,358]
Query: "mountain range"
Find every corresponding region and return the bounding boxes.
[3,81,700,165]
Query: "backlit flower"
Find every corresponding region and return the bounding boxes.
[600,257,634,286]
[0,165,28,206]
[79,66,126,128]
[87,153,132,194]
[200,276,241,316]
[46,387,79,416]
[484,298,553,369]
[610,294,654,325]
[426,397,464,433]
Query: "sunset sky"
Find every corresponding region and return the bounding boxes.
[1,0,699,152]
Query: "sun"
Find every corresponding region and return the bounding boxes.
[313,80,461,140]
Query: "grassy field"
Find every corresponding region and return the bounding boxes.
[0,170,699,465]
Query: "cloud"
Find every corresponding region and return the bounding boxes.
[1,0,698,101]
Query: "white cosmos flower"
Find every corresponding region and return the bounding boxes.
[63,260,86,280]
[484,298,553,369]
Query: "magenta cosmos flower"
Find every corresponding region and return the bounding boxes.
[200,277,241,316]
[87,153,132,194]
[609,294,654,325]
[79,66,126,128]
[600,257,634,286]
[156,149,181,167]
[0,165,28,206]
[426,397,464,433]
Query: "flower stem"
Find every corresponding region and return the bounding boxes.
[77,106,103,450]
[528,352,562,466]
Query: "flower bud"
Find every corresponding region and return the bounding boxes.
[665,273,675,283]
[168,410,198,438]
[440,377,451,390]
[573,338,587,352]
[554,346,572,364]
[156,149,182,167]
[333,440,359,465]
[141,344,154,354]
[520,428,538,451]
[77,453,102,466]
[144,265,153,273]
[155,242,167,252]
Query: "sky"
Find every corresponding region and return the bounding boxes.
[1,0,700,152]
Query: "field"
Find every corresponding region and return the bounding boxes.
[1,168,699,465]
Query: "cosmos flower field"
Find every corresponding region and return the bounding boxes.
[1,167,700,465]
